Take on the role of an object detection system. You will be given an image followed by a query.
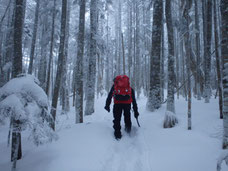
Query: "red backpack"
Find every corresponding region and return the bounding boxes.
[113,75,132,104]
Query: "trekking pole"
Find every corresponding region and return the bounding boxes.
[136,117,141,127]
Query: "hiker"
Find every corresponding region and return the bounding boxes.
[104,75,139,140]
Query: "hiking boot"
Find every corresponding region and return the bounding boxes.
[114,131,122,140]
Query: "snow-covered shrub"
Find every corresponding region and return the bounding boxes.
[163,111,178,128]
[0,74,57,145]
[217,150,228,171]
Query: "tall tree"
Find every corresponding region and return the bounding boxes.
[161,3,165,102]
[46,0,56,97]
[50,0,67,130]
[61,0,71,113]
[28,0,40,74]
[75,0,86,123]
[38,10,48,89]
[183,0,193,130]
[166,0,175,114]
[85,0,98,116]
[105,2,111,93]
[2,1,14,85]
[11,0,24,168]
[146,0,163,111]
[221,0,228,149]
[135,0,140,97]
[163,0,178,128]
[213,0,223,119]
[194,0,201,100]
[127,0,133,80]
[204,0,212,103]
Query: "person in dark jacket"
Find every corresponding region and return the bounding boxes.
[104,76,139,140]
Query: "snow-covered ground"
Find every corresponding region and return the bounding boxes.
[0,95,228,171]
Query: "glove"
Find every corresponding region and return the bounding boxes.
[104,106,110,113]
[134,111,139,118]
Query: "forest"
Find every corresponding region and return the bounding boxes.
[0,0,228,171]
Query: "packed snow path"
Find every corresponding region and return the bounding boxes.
[101,127,152,171]
[0,96,228,171]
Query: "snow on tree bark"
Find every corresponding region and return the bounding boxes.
[146,0,162,111]
[183,0,192,130]
[50,0,67,130]
[166,0,175,114]
[85,0,98,116]
[75,0,86,123]
[163,0,178,128]
[221,0,228,149]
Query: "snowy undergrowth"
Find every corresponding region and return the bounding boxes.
[0,75,56,146]
[163,110,178,128]
[0,95,227,171]
[217,150,228,171]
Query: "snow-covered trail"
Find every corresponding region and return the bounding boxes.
[101,127,152,171]
[0,95,227,171]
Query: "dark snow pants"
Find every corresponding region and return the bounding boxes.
[113,104,132,134]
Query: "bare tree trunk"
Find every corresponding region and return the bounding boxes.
[221,0,228,149]
[175,29,180,99]
[28,0,40,74]
[180,40,187,99]
[135,0,140,97]
[183,0,192,130]
[161,5,165,102]
[85,0,98,116]
[38,18,48,90]
[194,0,201,100]
[0,0,12,31]
[122,33,125,75]
[204,0,212,103]
[128,0,132,79]
[118,0,122,75]
[163,0,178,129]
[46,0,56,97]
[11,0,24,167]
[50,0,67,130]
[3,2,14,85]
[61,0,70,113]
[75,0,86,123]
[147,0,162,111]
[202,0,207,97]
[166,0,175,114]
[11,123,21,171]
[114,9,118,77]
[105,7,110,93]
[213,0,223,119]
